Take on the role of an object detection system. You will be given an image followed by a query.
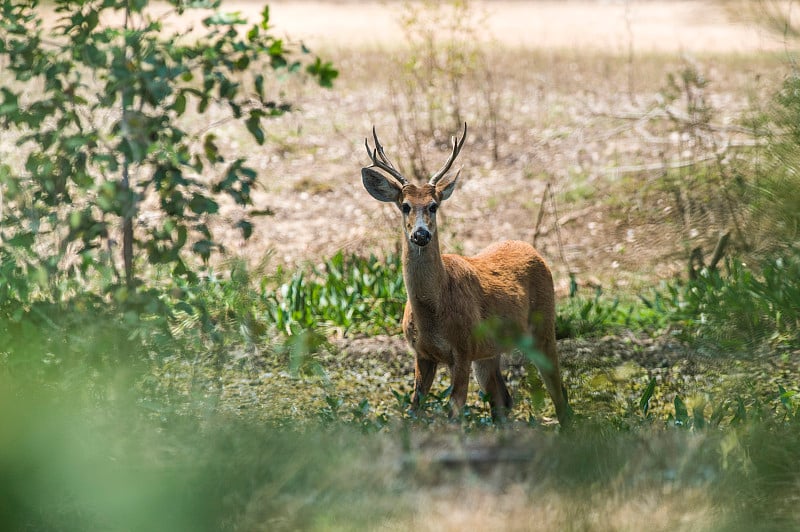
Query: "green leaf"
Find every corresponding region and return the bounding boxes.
[779,385,797,415]
[203,12,247,26]
[6,232,35,249]
[260,5,270,29]
[0,88,19,116]
[235,219,253,239]
[203,133,221,162]
[254,73,264,100]
[245,110,265,145]
[182,0,222,8]
[673,395,690,427]
[234,54,250,70]
[0,0,333,295]
[69,210,83,229]
[306,57,338,88]
[189,194,219,215]
[192,239,214,262]
[639,377,656,417]
[0,164,19,197]
[173,91,186,115]
[268,39,284,57]
[270,54,287,70]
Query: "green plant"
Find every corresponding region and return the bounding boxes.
[0,0,336,306]
[660,250,800,351]
[557,277,667,339]
[265,251,406,337]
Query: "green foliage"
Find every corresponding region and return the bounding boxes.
[658,250,800,351]
[265,251,406,337]
[2,245,799,529]
[556,249,800,352]
[639,377,656,418]
[8,330,798,529]
[0,376,393,531]
[556,276,667,339]
[0,0,335,301]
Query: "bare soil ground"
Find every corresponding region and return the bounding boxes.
[199,1,788,297]
[200,1,788,53]
[34,1,783,289]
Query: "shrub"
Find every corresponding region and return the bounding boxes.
[0,0,335,306]
[661,249,800,351]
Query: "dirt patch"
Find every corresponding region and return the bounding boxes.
[265,1,783,53]
[189,1,786,291]
[33,1,788,285]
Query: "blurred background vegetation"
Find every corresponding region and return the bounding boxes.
[1,0,799,530]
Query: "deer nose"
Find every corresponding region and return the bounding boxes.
[411,228,431,246]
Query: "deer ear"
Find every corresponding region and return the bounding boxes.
[436,168,460,201]
[362,167,401,203]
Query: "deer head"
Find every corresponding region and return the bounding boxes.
[361,123,467,247]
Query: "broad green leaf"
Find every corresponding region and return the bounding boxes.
[236,219,253,239]
[639,377,656,417]
[245,110,265,145]
[306,57,338,88]
[192,239,214,262]
[674,396,689,427]
[173,91,186,115]
[189,194,219,215]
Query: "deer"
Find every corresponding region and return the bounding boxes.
[361,123,572,426]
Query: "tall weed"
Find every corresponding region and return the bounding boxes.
[658,249,800,351]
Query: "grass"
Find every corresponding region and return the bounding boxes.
[3,3,800,528]
[3,333,799,530]
[2,231,799,530]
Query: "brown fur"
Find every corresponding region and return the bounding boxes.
[362,130,571,426]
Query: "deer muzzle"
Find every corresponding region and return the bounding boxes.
[410,228,432,247]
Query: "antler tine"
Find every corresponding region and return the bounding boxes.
[429,122,468,185]
[371,126,394,167]
[365,126,408,185]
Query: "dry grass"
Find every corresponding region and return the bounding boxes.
[13,2,791,288]
[380,486,715,532]
[231,44,785,294]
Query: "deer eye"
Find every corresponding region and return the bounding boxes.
[401,203,411,214]
[428,203,438,214]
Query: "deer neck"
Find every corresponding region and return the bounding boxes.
[402,233,447,312]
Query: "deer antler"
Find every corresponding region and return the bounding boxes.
[365,126,409,186]
[429,122,467,186]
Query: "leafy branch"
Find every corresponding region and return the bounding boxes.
[0,0,337,308]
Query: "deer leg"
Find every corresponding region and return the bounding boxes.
[448,360,471,419]
[473,357,512,421]
[534,335,572,427]
[528,300,572,427]
[411,356,438,413]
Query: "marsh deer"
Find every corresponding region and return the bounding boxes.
[361,124,571,426]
